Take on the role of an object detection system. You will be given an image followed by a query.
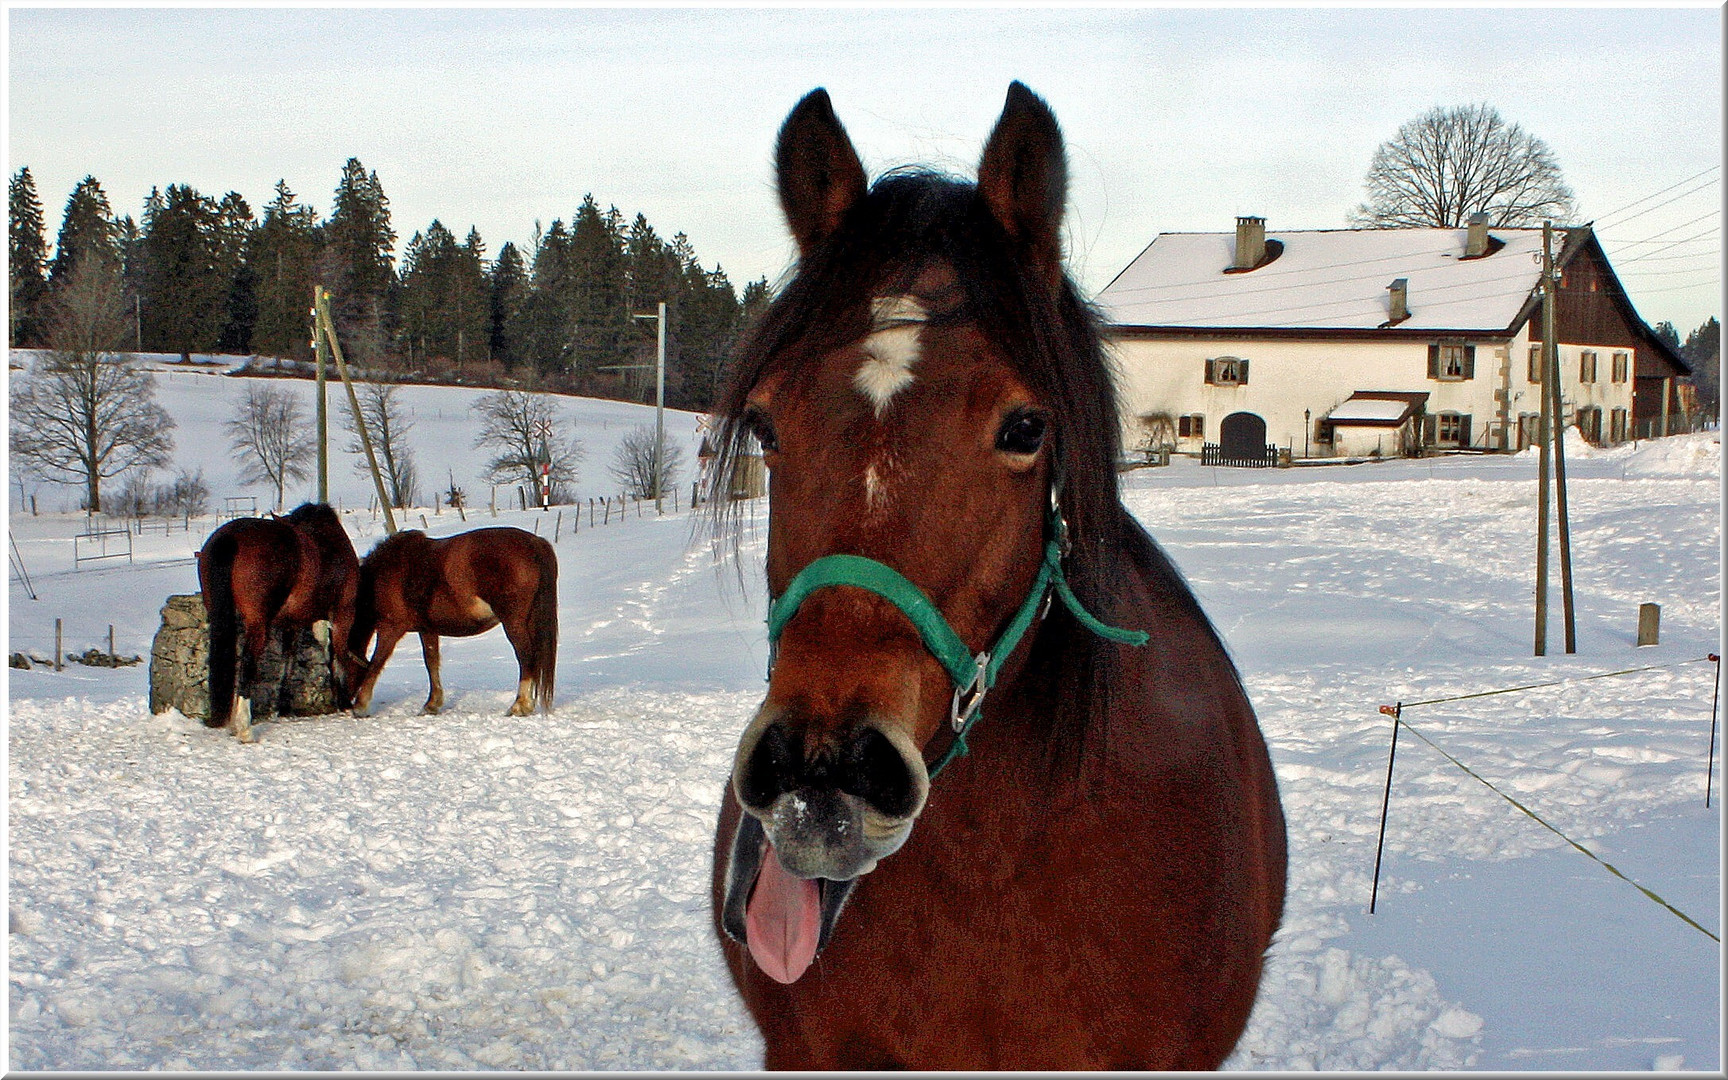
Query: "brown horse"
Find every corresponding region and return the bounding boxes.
[196,502,359,742]
[347,527,557,717]
[706,85,1286,1069]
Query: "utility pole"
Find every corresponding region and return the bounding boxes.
[1548,225,1577,653]
[313,287,328,503]
[1535,223,1554,656]
[607,301,668,513]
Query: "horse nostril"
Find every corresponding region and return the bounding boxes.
[838,726,923,820]
[738,720,800,811]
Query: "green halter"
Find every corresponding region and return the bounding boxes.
[765,511,1149,778]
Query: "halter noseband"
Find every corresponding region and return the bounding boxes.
[765,502,1149,779]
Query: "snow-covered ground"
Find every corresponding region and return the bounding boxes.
[6,357,1721,1070]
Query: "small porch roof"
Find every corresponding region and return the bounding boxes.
[1325,391,1429,426]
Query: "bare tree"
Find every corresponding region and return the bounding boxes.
[608,424,685,499]
[1350,104,1577,229]
[226,383,315,510]
[8,259,175,512]
[340,381,419,509]
[472,388,583,502]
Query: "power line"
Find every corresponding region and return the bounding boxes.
[1593,165,1721,226]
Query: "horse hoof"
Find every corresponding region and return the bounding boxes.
[423,704,442,716]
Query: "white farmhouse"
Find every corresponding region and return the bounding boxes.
[1097,216,1691,462]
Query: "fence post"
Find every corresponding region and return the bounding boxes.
[54,618,62,671]
[1369,703,1402,914]
[108,624,115,661]
[554,512,562,543]
[1637,603,1660,647]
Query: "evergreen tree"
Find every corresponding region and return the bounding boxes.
[48,176,120,296]
[1681,316,1720,413]
[318,158,396,364]
[565,194,628,384]
[250,180,319,361]
[214,192,257,353]
[9,167,49,346]
[516,219,576,377]
[396,220,491,369]
[140,184,226,362]
[489,240,529,369]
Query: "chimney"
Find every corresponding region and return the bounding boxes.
[1465,211,1489,258]
[1387,278,1409,323]
[1233,216,1266,270]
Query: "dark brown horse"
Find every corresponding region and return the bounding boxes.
[196,502,359,742]
[347,527,558,717]
[706,85,1286,1069]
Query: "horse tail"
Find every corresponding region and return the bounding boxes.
[529,538,559,713]
[200,529,241,729]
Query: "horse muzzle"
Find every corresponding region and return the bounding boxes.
[723,706,930,983]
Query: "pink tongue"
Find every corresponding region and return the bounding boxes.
[745,842,821,984]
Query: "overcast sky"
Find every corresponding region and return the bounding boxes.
[6,6,1721,332]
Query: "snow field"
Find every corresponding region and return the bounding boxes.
[6,360,1721,1070]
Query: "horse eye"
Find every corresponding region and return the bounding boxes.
[996,411,1047,455]
[744,407,779,454]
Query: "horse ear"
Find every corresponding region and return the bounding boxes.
[977,82,1069,288]
[776,88,868,257]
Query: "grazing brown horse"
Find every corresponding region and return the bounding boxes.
[347,527,558,717]
[197,502,359,742]
[706,84,1286,1069]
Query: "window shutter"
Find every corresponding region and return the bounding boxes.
[1238,359,1250,384]
[1195,415,1204,439]
[1427,344,1439,380]
[1204,358,1216,385]
[1457,415,1472,447]
[1462,345,1476,379]
[1422,414,1437,445]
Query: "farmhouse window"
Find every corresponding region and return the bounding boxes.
[1178,414,1205,439]
[1610,407,1628,444]
[1577,406,1603,445]
[1426,411,1472,448]
[1528,345,1543,383]
[1428,342,1475,381]
[1611,351,1629,383]
[1580,350,1597,383]
[1204,357,1249,386]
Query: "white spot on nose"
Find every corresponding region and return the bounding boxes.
[854,297,927,416]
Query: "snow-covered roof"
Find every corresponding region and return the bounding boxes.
[1328,398,1415,423]
[1097,227,1546,333]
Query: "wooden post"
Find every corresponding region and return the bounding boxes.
[491,487,497,517]
[1535,222,1554,656]
[317,289,396,534]
[54,618,62,671]
[554,512,563,543]
[108,624,115,661]
[1637,603,1660,647]
[313,287,328,503]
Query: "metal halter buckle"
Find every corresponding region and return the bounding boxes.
[949,651,990,731]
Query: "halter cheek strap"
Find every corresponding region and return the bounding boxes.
[765,510,1149,779]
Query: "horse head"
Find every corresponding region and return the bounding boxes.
[716,83,1125,984]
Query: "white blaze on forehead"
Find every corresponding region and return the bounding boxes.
[853,296,927,416]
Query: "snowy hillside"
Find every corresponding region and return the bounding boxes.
[6,356,1721,1070]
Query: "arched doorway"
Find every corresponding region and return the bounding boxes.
[1219,412,1267,460]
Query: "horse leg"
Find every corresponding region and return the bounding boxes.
[420,633,444,715]
[502,616,535,717]
[233,621,270,743]
[350,624,405,718]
